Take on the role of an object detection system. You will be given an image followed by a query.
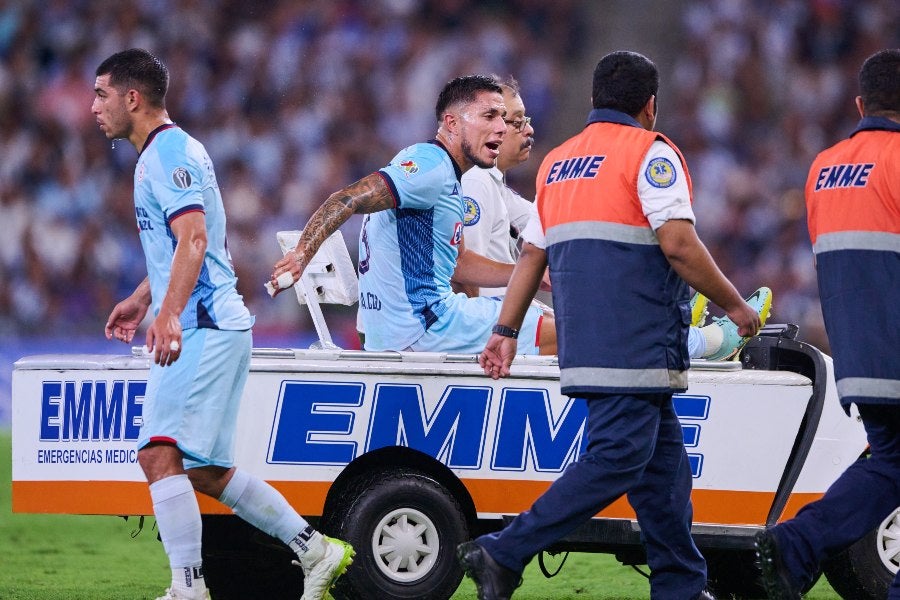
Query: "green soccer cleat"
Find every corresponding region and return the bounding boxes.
[706,287,772,361]
[297,535,355,600]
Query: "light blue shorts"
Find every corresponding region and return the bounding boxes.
[138,327,252,469]
[409,293,544,354]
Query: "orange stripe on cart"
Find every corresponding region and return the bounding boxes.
[12,480,332,515]
[462,479,825,526]
[13,479,824,525]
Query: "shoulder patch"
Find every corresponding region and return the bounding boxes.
[645,157,676,188]
[463,196,481,226]
[171,167,192,189]
[398,160,419,178]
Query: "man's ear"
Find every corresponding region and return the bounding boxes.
[124,88,141,112]
[644,95,656,120]
[442,111,458,135]
[855,96,865,118]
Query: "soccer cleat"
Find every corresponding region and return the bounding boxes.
[457,541,522,600]
[295,535,355,600]
[755,529,803,599]
[690,292,709,327]
[154,589,209,600]
[705,287,772,361]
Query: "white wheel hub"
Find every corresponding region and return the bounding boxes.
[876,507,900,575]
[371,507,440,583]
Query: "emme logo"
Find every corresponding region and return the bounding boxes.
[267,382,709,477]
[39,380,145,442]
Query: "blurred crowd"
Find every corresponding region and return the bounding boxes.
[666,0,898,350]
[0,0,584,348]
[0,0,896,353]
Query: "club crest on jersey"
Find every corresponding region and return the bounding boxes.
[645,157,676,188]
[451,222,463,245]
[463,196,481,226]
[172,167,192,189]
[398,160,419,178]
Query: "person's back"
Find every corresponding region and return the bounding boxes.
[805,115,900,403]
[536,114,694,393]
[756,48,900,598]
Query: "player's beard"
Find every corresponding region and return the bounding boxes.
[461,136,495,169]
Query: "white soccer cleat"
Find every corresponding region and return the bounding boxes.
[295,535,355,600]
[154,588,210,600]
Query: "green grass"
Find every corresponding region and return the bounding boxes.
[1,429,840,599]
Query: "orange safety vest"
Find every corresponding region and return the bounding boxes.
[535,109,693,396]
[805,116,900,407]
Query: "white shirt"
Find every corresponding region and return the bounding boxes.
[460,165,533,296]
[522,140,695,249]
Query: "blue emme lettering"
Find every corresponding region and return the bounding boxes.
[40,380,144,442]
[815,163,874,191]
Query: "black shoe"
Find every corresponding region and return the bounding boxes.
[457,541,522,600]
[755,529,802,599]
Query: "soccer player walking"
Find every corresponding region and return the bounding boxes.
[93,48,352,600]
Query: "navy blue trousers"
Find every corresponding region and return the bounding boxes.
[771,404,900,597]
[476,392,707,599]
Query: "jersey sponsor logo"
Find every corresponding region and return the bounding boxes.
[135,206,154,231]
[171,167,192,189]
[451,221,463,245]
[463,196,481,226]
[398,160,419,178]
[545,155,605,185]
[645,157,677,188]
[814,163,875,191]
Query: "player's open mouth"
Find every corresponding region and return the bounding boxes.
[486,142,501,158]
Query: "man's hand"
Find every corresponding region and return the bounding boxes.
[145,309,183,366]
[105,285,151,344]
[479,334,518,380]
[269,249,307,297]
[724,301,761,338]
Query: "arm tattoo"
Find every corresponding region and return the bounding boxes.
[294,172,394,267]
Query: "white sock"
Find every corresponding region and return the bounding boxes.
[699,323,725,358]
[218,468,316,559]
[150,475,206,597]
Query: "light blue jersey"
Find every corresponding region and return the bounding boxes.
[358,141,466,351]
[134,124,253,331]
[358,140,543,354]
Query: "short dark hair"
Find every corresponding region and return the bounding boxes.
[859,49,900,116]
[96,48,169,109]
[435,75,503,123]
[592,51,659,116]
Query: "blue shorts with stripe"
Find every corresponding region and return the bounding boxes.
[138,327,252,469]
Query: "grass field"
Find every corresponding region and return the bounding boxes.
[1,429,842,599]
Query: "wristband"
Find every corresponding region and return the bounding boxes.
[492,324,519,339]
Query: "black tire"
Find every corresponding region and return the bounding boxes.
[823,509,900,600]
[324,470,469,600]
[201,514,302,600]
